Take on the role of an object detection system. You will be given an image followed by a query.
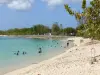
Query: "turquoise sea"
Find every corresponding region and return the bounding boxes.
[0,36,73,75]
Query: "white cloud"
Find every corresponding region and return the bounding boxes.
[0,0,12,4]
[42,0,64,6]
[42,0,92,7]
[8,0,34,10]
[0,0,34,10]
[66,0,92,3]
[0,0,92,10]
[41,0,92,10]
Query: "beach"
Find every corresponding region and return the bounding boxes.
[4,37,100,75]
[1,0,100,75]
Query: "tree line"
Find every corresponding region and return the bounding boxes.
[0,23,76,36]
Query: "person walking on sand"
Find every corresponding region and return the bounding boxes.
[67,42,69,46]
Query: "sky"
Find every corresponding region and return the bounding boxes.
[0,0,91,30]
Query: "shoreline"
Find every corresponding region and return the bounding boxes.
[4,37,100,75]
[0,35,75,40]
[0,36,74,75]
[2,37,74,75]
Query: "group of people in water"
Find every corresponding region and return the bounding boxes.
[14,51,27,56]
[14,41,70,55]
[37,41,70,54]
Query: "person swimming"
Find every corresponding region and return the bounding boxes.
[14,53,17,55]
[22,51,27,55]
[23,51,25,55]
[14,51,19,55]
[16,52,19,55]
[18,51,19,53]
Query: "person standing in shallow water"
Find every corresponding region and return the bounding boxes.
[16,51,19,55]
[23,51,25,55]
[16,52,19,55]
[38,47,42,53]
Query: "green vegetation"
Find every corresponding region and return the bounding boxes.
[5,28,33,35]
[64,27,76,36]
[64,0,100,40]
[0,23,76,36]
[33,24,50,35]
[51,22,60,35]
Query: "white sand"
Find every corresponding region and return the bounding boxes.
[4,37,100,75]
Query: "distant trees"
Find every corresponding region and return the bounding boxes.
[59,24,64,35]
[64,27,76,36]
[5,28,33,35]
[0,30,5,35]
[51,22,76,36]
[51,22,60,35]
[0,24,50,35]
[33,24,50,35]
[0,23,76,36]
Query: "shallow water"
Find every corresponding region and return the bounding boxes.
[0,36,73,75]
